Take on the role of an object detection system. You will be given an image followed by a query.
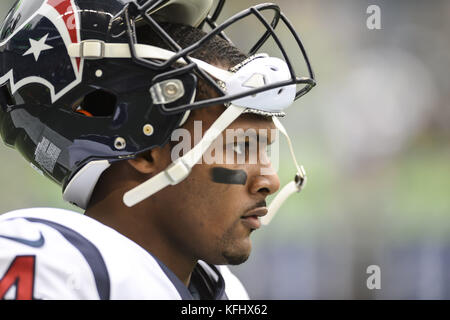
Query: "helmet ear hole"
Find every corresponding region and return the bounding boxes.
[79,89,117,117]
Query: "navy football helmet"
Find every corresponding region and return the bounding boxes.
[0,0,315,222]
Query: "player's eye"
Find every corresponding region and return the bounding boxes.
[232,141,249,155]
[262,142,272,155]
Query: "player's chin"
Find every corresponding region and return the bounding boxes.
[222,238,252,265]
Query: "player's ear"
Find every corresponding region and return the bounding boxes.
[127,147,167,175]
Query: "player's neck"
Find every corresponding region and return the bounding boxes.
[85,195,197,287]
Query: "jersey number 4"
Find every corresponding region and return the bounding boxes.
[0,256,36,300]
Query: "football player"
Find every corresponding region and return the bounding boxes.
[0,0,315,299]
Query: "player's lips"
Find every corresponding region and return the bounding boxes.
[241,207,268,229]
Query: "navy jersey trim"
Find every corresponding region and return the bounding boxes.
[149,253,194,300]
[206,264,227,300]
[149,252,227,300]
[24,218,110,300]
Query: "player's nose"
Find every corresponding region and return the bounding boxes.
[248,168,281,197]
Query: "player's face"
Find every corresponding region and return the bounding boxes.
[156,105,280,265]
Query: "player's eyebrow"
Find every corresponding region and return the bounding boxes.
[231,132,275,145]
[256,133,275,145]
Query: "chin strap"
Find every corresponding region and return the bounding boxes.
[69,40,306,220]
[123,104,246,207]
[123,105,306,225]
[68,41,233,81]
[261,117,306,226]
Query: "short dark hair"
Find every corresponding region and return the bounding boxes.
[138,22,247,69]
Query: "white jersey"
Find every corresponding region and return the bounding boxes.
[0,208,249,300]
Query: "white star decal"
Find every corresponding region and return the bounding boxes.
[23,34,54,62]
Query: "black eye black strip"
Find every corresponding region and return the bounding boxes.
[210,167,247,185]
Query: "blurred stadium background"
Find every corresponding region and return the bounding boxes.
[1,0,449,299]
